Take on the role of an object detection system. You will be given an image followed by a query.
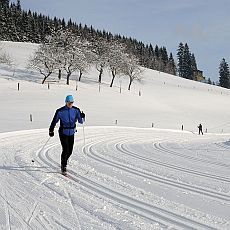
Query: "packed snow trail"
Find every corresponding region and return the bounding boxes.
[0,127,229,229]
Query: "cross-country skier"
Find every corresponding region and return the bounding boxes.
[198,123,203,135]
[49,95,85,175]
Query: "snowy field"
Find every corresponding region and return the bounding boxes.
[0,41,230,229]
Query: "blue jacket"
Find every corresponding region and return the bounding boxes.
[49,106,84,136]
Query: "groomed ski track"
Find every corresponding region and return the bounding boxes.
[0,127,229,230]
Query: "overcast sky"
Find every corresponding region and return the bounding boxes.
[19,0,230,82]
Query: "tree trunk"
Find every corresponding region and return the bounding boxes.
[66,72,71,85]
[98,68,103,83]
[79,70,83,81]
[58,69,62,80]
[42,72,51,84]
[128,78,133,90]
[110,71,116,87]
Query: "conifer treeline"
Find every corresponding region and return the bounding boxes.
[219,58,230,88]
[0,0,177,75]
[177,42,198,80]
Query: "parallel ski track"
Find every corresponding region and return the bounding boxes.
[13,141,86,229]
[0,132,50,230]
[13,141,81,229]
[115,140,230,183]
[215,142,230,151]
[1,131,88,229]
[83,137,230,203]
[33,132,155,229]
[153,142,230,169]
[1,129,228,229]
[38,138,221,230]
[36,140,167,229]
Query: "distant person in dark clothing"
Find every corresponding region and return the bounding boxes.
[198,124,203,135]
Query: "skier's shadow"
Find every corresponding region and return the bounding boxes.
[0,165,51,173]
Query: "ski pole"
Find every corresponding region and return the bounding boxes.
[32,136,51,163]
[82,119,88,166]
[82,119,86,147]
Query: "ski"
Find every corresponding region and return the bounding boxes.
[61,171,68,177]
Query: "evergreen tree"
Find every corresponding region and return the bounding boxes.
[183,43,193,80]
[16,0,21,11]
[0,0,9,8]
[177,42,196,80]
[149,44,154,56]
[177,42,185,78]
[190,53,197,71]
[219,58,230,88]
[155,45,159,58]
[168,53,176,75]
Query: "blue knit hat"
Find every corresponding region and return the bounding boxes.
[65,95,74,103]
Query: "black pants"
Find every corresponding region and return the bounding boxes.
[199,129,203,135]
[59,132,74,168]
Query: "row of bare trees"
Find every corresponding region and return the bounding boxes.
[29,29,142,90]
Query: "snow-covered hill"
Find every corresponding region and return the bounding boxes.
[1,41,230,134]
[0,41,229,229]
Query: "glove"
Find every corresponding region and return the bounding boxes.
[49,130,54,137]
[80,111,85,119]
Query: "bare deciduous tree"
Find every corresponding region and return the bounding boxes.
[29,29,94,85]
[90,38,110,83]
[107,42,127,87]
[121,54,143,90]
[29,43,56,84]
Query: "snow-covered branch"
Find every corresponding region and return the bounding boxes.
[121,54,143,90]
[28,44,57,84]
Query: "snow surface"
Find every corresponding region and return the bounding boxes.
[0,41,230,229]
